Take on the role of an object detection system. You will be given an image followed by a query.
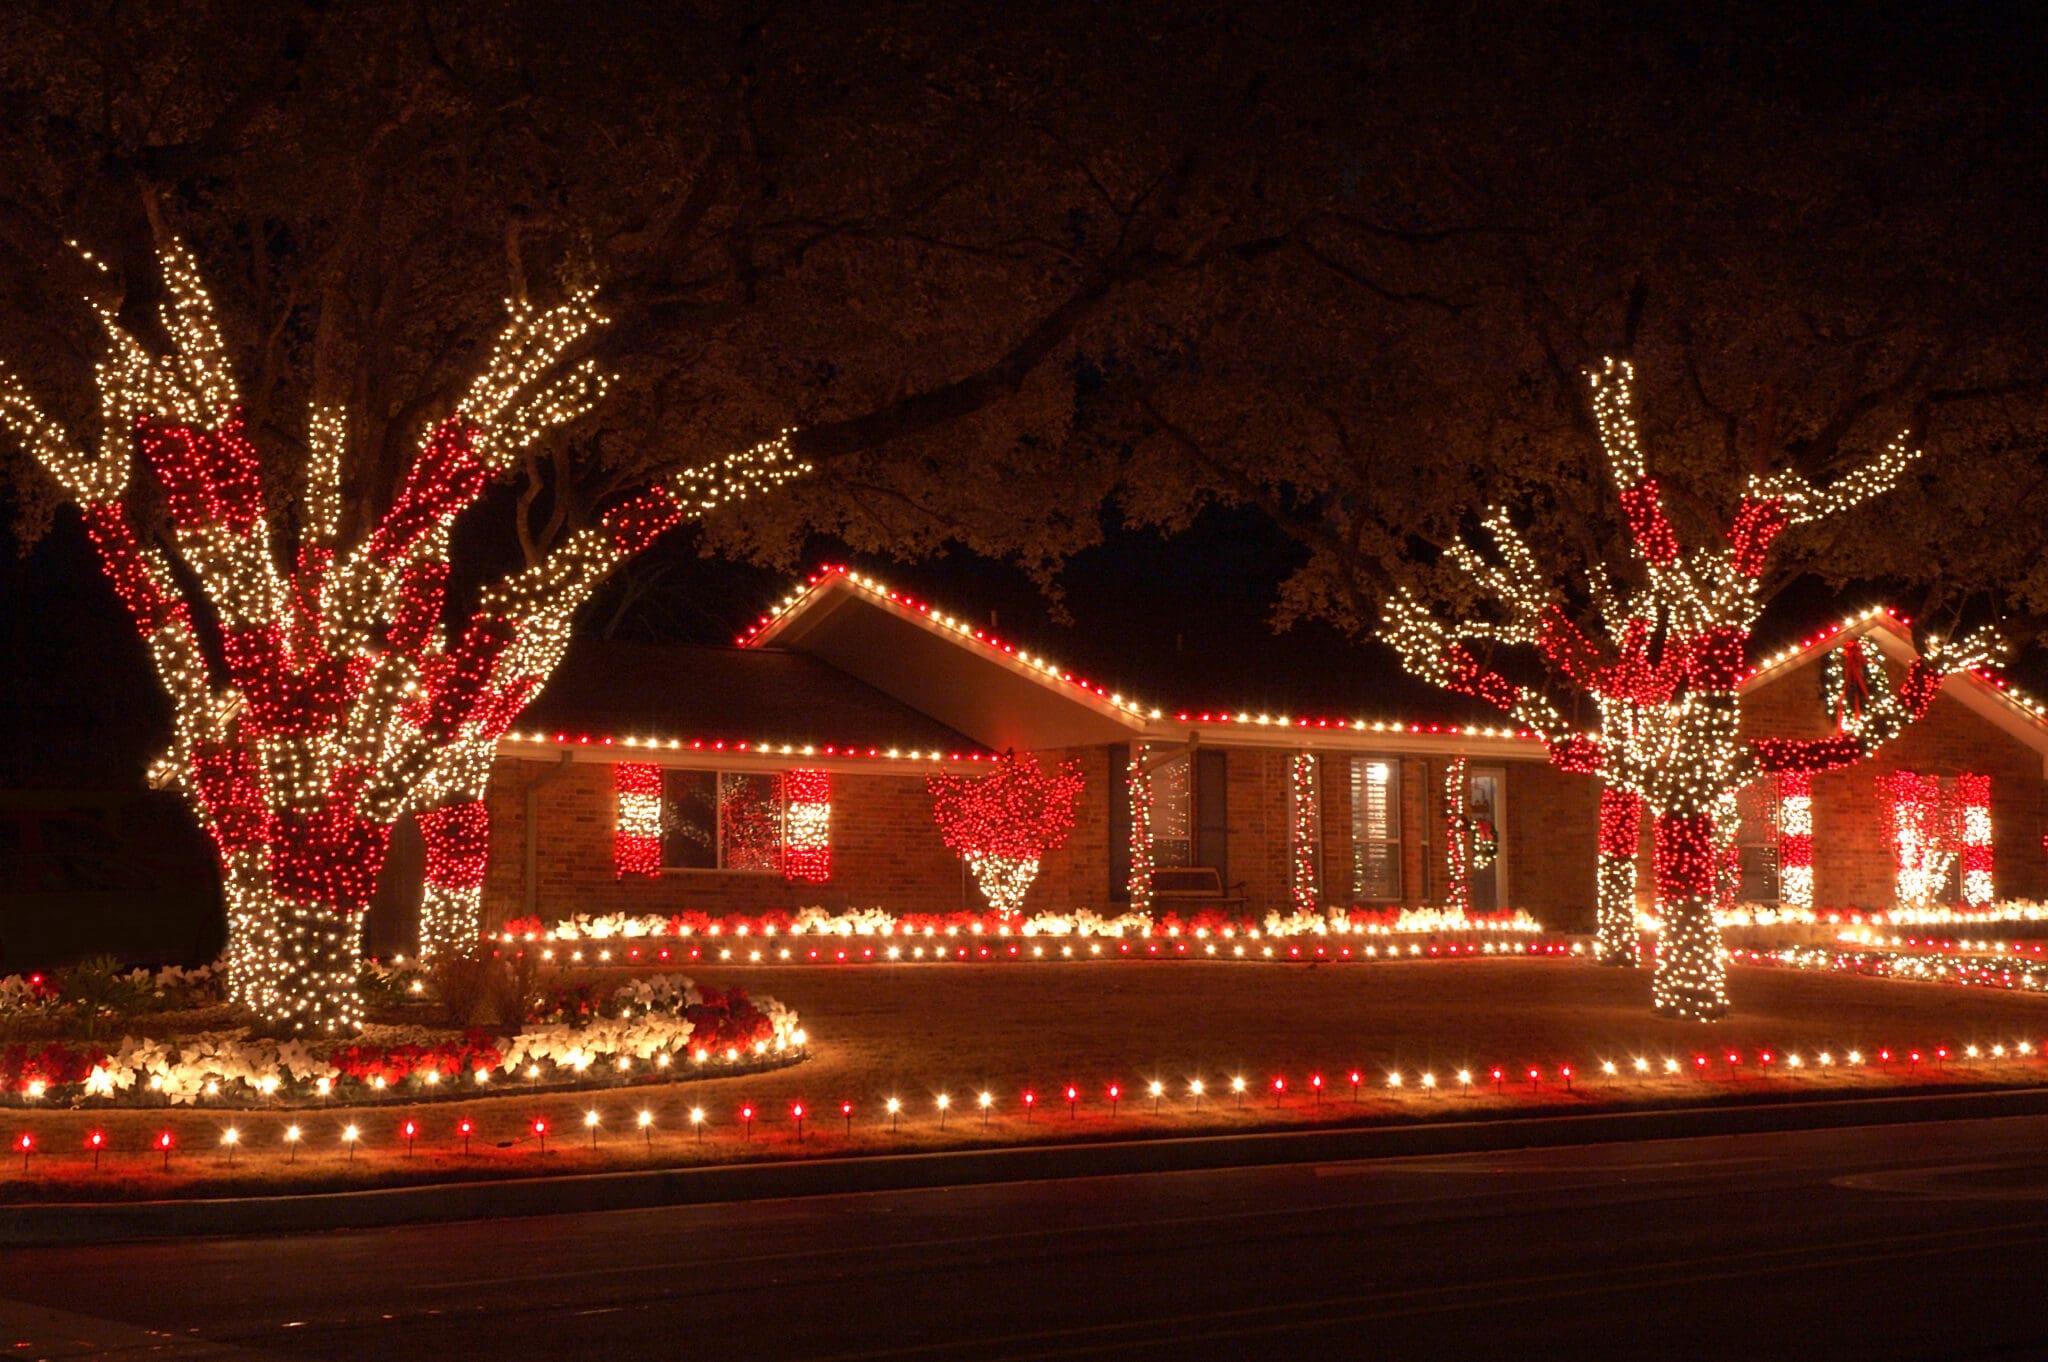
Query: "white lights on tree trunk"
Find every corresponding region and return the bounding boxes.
[1380,358,1999,1020]
[0,242,808,1032]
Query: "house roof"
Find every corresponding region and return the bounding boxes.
[507,639,984,763]
[1742,605,2048,760]
[735,565,1547,759]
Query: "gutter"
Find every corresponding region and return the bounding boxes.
[521,751,576,921]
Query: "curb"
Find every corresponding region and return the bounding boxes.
[9,1084,2048,1246]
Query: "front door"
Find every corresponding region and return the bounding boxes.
[1467,768,1506,913]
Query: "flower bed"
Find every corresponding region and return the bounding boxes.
[1639,898,2048,935]
[0,972,804,1108]
[1742,944,2048,994]
[506,904,1545,949]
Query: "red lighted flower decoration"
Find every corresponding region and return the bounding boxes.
[927,752,1084,920]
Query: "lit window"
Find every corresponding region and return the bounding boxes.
[1149,755,1192,868]
[1351,759,1401,901]
[661,769,784,872]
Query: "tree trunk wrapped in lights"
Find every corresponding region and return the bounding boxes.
[0,241,806,1034]
[1594,784,1644,965]
[928,752,1085,921]
[1381,358,1999,1020]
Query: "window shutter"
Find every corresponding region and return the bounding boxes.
[1195,749,1228,884]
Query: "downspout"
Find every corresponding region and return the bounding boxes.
[522,751,576,921]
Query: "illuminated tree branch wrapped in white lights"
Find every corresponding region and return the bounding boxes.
[927,753,1085,921]
[1382,358,1999,1020]
[0,242,808,1034]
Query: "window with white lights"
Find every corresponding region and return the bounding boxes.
[661,770,784,872]
[1350,758,1402,901]
[1149,754,1193,868]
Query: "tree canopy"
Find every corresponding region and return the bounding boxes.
[3,1,2045,686]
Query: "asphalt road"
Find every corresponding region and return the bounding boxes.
[5,1114,2048,1361]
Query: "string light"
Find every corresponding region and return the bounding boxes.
[781,769,832,882]
[1126,742,1155,913]
[1379,358,1997,1021]
[613,762,663,878]
[1288,753,1320,913]
[1444,756,1471,915]
[928,753,1085,921]
[0,242,811,1029]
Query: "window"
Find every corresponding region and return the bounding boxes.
[1734,780,1781,903]
[661,769,785,872]
[1150,754,1193,868]
[1350,758,1401,901]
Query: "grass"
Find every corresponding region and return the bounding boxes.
[4,957,2046,1203]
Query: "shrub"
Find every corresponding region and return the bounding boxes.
[52,955,154,1040]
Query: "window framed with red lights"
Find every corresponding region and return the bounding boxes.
[614,762,832,882]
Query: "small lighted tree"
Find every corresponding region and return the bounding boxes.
[0,241,805,1034]
[1383,359,1998,1020]
[928,752,1085,920]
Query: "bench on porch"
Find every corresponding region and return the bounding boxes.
[1149,866,1248,915]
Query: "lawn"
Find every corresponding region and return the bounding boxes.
[5,957,2046,1203]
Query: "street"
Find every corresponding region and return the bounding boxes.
[6,1113,2048,1359]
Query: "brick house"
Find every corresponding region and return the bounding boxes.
[391,574,2048,948]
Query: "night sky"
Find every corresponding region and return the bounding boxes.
[2,2,2046,791]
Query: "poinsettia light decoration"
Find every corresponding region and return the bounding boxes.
[1382,358,2000,1020]
[0,240,807,1034]
[928,752,1085,920]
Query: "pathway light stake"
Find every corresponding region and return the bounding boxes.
[1148,1081,1163,1113]
[1310,1073,1324,1104]
[937,1094,950,1130]
[533,1117,549,1154]
[458,1118,474,1156]
[690,1107,705,1143]
[1231,1077,1247,1108]
[1189,1079,1204,1110]
[1349,1070,1362,1102]
[402,1120,417,1157]
[1561,1066,1573,1093]
[793,1103,806,1143]
[886,1097,900,1132]
[841,1101,854,1136]
[585,1110,600,1150]
[1107,1084,1120,1118]
[1022,1090,1035,1122]
[16,1132,30,1174]
[87,1130,104,1171]
[222,1127,239,1166]
[1422,1072,1437,1097]
[639,1110,654,1151]
[157,1130,173,1173]
[1271,1076,1285,1109]
[1458,1069,1472,1097]
[1065,1085,1078,1119]
[1491,1068,1504,1094]
[979,1092,994,1128]
[1527,1067,1540,1092]
[740,1105,755,1140]
[284,1125,300,1163]
[343,1124,359,1162]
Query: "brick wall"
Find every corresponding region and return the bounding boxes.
[1504,761,1600,931]
[1740,657,2048,908]
[480,746,1111,930]
[477,742,1616,933]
